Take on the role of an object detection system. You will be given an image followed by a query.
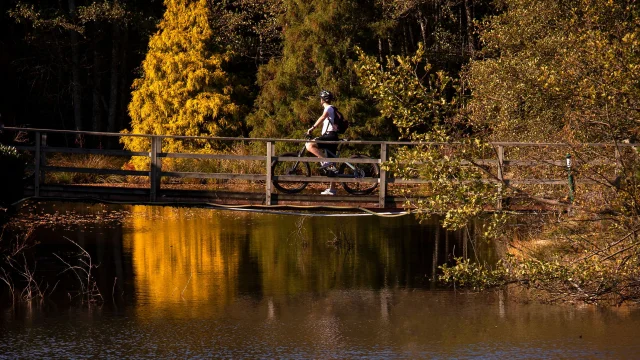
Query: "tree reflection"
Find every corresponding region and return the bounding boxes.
[122,207,483,318]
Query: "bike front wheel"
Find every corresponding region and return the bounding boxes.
[271,152,311,193]
[339,155,380,195]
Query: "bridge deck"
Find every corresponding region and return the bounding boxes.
[23,184,401,211]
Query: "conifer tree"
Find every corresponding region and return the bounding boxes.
[246,0,391,140]
[122,0,241,169]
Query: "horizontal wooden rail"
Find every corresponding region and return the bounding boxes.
[161,171,264,181]
[388,178,601,185]
[43,147,149,157]
[274,175,379,183]
[2,127,632,208]
[276,155,380,164]
[161,153,265,161]
[43,166,148,177]
[13,145,36,152]
[8,127,637,147]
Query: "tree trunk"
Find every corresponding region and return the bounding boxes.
[408,23,415,52]
[402,24,408,55]
[55,44,68,132]
[417,7,428,46]
[92,33,102,133]
[460,7,464,58]
[107,24,120,135]
[117,26,129,134]
[464,0,475,56]
[68,0,82,132]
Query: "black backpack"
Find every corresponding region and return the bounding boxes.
[331,106,349,134]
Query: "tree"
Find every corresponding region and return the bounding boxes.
[355,43,457,140]
[6,0,161,142]
[370,0,492,68]
[246,0,391,140]
[121,0,245,170]
[204,0,286,137]
[208,0,285,64]
[438,0,640,305]
[465,0,640,143]
[355,44,504,230]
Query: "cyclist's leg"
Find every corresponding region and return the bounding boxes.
[308,133,336,168]
[305,140,324,158]
[313,133,338,195]
[316,132,338,165]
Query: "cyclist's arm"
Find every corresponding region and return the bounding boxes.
[307,108,329,134]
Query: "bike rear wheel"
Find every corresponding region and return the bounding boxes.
[339,155,379,195]
[272,152,311,193]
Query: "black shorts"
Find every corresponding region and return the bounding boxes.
[315,132,339,154]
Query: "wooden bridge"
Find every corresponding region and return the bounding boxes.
[2,127,628,210]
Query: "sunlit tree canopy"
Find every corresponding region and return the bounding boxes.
[122,0,242,169]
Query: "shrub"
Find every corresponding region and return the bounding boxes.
[0,144,25,206]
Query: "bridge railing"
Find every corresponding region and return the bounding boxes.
[2,127,635,208]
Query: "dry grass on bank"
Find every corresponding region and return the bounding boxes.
[45,154,129,185]
[43,146,267,188]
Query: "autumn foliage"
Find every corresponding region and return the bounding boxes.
[121,0,242,170]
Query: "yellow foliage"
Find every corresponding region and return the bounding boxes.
[466,0,640,143]
[121,0,241,170]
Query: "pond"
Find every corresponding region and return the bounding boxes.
[1,202,639,358]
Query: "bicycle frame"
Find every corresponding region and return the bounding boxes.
[294,141,360,178]
[271,138,380,195]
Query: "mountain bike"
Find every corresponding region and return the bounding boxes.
[271,138,380,195]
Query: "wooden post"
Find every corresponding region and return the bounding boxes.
[40,133,47,185]
[34,131,41,197]
[615,146,621,176]
[496,145,504,210]
[149,136,162,202]
[445,230,449,261]
[566,153,575,204]
[379,143,387,208]
[432,226,439,284]
[266,141,273,205]
[463,228,468,260]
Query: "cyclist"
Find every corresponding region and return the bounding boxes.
[306,90,339,195]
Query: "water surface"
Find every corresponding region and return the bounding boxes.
[1,202,639,358]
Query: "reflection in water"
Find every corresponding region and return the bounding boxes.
[124,206,240,316]
[3,203,639,358]
[121,206,475,318]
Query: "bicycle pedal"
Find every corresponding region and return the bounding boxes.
[325,168,338,177]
